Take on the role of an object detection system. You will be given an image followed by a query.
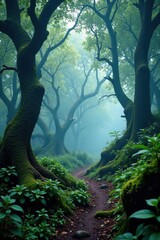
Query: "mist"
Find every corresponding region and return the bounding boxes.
[65,101,126,158]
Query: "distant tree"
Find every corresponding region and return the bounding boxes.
[34,51,106,155]
[0,36,19,124]
[80,0,133,127]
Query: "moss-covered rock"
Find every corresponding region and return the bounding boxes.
[121,160,160,219]
[88,141,136,179]
[94,209,116,218]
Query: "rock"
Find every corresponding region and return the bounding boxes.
[97,178,102,181]
[72,230,90,239]
[100,184,108,189]
[61,231,68,236]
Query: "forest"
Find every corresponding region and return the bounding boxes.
[0,0,160,239]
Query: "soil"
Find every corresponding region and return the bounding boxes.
[55,168,116,240]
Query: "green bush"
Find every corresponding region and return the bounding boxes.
[0,195,24,238]
[0,161,90,239]
[70,188,90,205]
[39,152,93,173]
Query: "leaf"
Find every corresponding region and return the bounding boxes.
[149,232,160,240]
[132,144,148,150]
[10,228,23,237]
[10,204,24,212]
[115,233,134,240]
[129,209,156,219]
[0,213,6,219]
[10,214,22,223]
[20,198,25,204]
[146,199,158,207]
[156,216,160,223]
[132,149,149,157]
[41,199,46,205]
[135,223,145,237]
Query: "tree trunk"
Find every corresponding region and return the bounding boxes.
[0,0,66,186]
[130,2,153,141]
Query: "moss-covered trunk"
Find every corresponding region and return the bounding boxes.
[0,0,65,186]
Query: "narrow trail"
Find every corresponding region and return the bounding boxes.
[55,168,116,240]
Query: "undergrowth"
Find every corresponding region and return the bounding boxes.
[0,153,91,239]
[110,131,160,239]
[39,152,93,173]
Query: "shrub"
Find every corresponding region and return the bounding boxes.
[70,188,90,205]
[0,195,24,238]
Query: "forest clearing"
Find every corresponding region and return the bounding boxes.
[0,1,160,239]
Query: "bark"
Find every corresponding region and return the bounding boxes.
[130,0,158,140]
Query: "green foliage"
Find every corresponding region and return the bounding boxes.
[0,166,17,183]
[22,208,63,240]
[9,185,30,204]
[22,208,65,240]
[0,195,24,238]
[0,163,90,239]
[0,166,18,195]
[112,131,160,236]
[109,131,122,140]
[116,197,160,240]
[70,188,90,205]
[29,189,47,206]
[76,179,88,191]
[39,153,93,173]
[132,133,160,162]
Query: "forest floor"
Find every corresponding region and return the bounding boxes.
[55,168,116,240]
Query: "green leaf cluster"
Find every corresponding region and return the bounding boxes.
[70,188,90,205]
[0,195,24,238]
[116,197,160,240]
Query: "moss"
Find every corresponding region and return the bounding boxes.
[121,160,160,217]
[89,142,136,179]
[94,209,116,218]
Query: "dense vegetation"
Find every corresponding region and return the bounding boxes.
[0,0,160,239]
[0,153,92,239]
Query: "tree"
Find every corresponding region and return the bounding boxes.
[0,35,19,124]
[34,50,106,155]
[130,0,160,140]
[0,0,67,187]
[80,0,134,127]
[83,0,160,176]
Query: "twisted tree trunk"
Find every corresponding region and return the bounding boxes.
[0,0,64,186]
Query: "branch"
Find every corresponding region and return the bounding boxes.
[99,93,116,102]
[37,6,85,72]
[82,3,105,21]
[104,74,113,83]
[27,0,39,28]
[121,14,138,42]
[28,0,64,55]
[81,66,93,96]
[110,0,119,22]
[0,65,18,74]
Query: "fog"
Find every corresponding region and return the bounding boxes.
[65,101,126,158]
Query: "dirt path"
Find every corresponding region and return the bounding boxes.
[55,168,115,240]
